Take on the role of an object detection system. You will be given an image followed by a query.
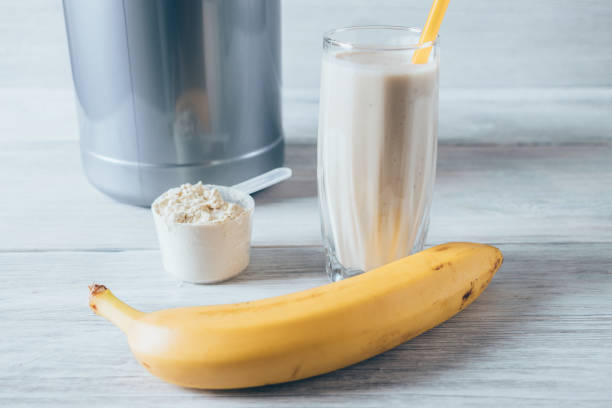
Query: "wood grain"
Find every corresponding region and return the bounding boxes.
[282,0,612,90]
[5,0,612,91]
[0,143,610,251]
[5,87,612,145]
[1,142,610,405]
[1,244,611,406]
[2,1,611,144]
[2,1,612,406]
[285,88,612,145]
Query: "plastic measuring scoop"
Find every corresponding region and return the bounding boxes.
[232,167,293,195]
[412,0,450,64]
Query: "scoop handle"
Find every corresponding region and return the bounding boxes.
[232,167,293,195]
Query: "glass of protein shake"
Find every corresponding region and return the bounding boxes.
[317,26,439,281]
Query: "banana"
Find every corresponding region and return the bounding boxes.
[89,242,502,389]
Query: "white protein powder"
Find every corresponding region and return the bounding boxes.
[151,183,254,283]
[152,182,246,224]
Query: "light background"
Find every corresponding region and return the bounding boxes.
[2,0,611,145]
[1,2,611,406]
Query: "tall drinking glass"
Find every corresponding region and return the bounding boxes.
[317,26,439,281]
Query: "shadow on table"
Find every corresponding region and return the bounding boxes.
[215,246,327,287]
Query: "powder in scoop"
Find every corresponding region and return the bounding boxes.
[152,182,246,224]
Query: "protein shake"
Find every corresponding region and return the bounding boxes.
[317,27,439,280]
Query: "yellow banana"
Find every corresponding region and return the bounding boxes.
[89,242,502,389]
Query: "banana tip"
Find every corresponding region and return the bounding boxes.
[89,283,107,297]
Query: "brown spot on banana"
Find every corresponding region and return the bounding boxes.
[490,257,503,275]
[290,365,301,379]
[460,280,477,309]
[433,262,452,271]
[462,287,473,302]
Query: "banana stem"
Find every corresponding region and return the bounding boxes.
[89,284,144,333]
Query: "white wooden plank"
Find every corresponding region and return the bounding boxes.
[285,88,612,145]
[1,243,611,406]
[5,87,612,145]
[4,0,612,92]
[1,2,611,407]
[0,143,610,251]
[3,86,611,145]
[282,0,612,90]
[2,1,612,144]
[0,0,72,90]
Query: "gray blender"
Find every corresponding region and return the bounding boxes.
[63,0,283,206]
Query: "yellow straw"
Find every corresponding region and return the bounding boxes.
[412,0,450,64]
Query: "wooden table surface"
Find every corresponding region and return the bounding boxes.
[1,1,612,406]
[2,137,612,407]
